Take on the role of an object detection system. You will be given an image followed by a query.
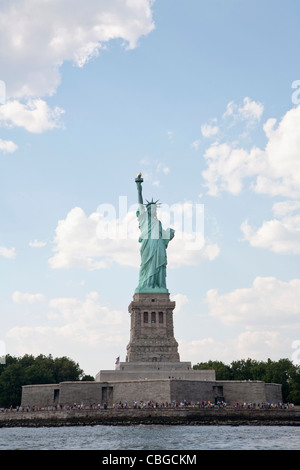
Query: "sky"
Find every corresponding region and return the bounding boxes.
[1,0,300,377]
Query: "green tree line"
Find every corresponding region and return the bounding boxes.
[0,354,94,408]
[193,358,300,404]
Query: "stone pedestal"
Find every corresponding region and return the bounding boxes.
[125,292,180,363]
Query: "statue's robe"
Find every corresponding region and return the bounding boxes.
[136,206,174,290]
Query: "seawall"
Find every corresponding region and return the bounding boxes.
[0,407,299,427]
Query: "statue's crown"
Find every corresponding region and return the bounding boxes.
[145,198,160,208]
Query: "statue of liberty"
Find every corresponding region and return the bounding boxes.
[135,173,175,293]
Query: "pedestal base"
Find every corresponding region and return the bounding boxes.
[126,292,180,363]
[96,361,216,382]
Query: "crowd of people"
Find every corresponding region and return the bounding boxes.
[112,400,295,410]
[0,399,295,413]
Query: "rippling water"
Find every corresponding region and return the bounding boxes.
[0,425,299,450]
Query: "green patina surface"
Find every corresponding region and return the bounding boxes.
[135,176,174,294]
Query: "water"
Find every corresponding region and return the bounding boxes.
[0,425,299,450]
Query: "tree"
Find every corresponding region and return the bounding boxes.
[193,360,232,380]
[53,356,83,383]
[230,358,260,380]
[0,363,25,407]
[193,357,300,404]
[287,367,300,404]
[0,354,85,408]
[81,375,95,381]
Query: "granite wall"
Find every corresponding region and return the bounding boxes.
[21,379,282,408]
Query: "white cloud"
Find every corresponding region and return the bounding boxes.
[0,1,154,136]
[238,97,264,122]
[241,200,300,254]
[253,105,300,198]
[49,203,219,271]
[48,292,123,330]
[201,123,219,138]
[202,142,263,196]
[190,139,201,151]
[178,337,227,364]
[29,240,47,248]
[0,246,16,259]
[6,292,128,373]
[223,97,264,124]
[157,163,170,175]
[168,240,220,267]
[272,200,300,218]
[167,130,174,142]
[137,160,170,187]
[0,138,18,153]
[48,206,140,270]
[0,0,155,99]
[171,293,189,313]
[0,99,65,133]
[206,276,300,328]
[202,104,300,198]
[174,276,300,364]
[177,331,292,365]
[235,330,285,361]
[12,291,45,304]
[241,216,300,254]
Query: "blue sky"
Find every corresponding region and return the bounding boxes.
[1,0,300,376]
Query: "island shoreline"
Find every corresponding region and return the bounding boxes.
[1,407,299,427]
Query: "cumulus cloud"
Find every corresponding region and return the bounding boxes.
[0,138,18,153]
[234,330,285,360]
[0,0,154,134]
[172,276,300,363]
[0,99,65,133]
[223,96,264,125]
[29,240,47,248]
[241,200,300,254]
[191,97,263,154]
[202,142,264,196]
[206,276,300,328]
[48,291,123,332]
[0,0,155,99]
[241,216,300,254]
[253,106,300,198]
[272,200,300,218]
[190,139,201,151]
[177,332,290,365]
[171,293,189,313]
[201,123,219,138]
[48,206,140,270]
[139,160,171,187]
[202,104,300,199]
[48,202,219,271]
[0,245,16,259]
[178,337,227,364]
[12,291,45,304]
[7,292,128,373]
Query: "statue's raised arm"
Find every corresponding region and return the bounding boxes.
[135,172,144,211]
